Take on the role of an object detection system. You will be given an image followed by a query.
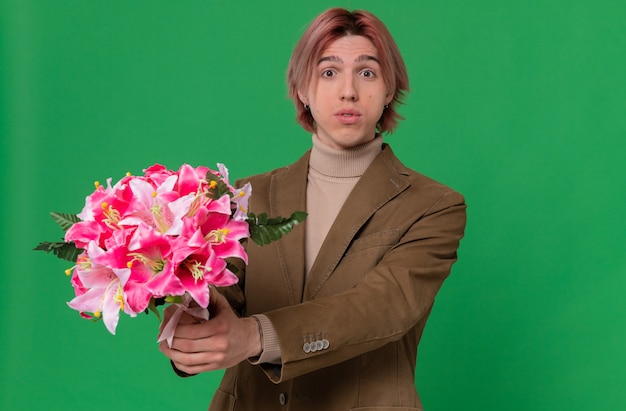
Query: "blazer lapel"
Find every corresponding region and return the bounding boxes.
[304,145,411,300]
[269,151,310,305]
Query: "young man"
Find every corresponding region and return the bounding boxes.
[159,8,466,411]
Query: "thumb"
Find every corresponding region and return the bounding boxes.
[208,288,232,316]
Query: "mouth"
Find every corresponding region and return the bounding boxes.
[336,109,361,117]
[335,109,361,124]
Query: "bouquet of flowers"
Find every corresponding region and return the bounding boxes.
[35,163,305,342]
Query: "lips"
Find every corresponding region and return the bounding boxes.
[335,108,361,125]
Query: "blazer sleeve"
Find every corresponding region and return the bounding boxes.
[260,189,466,383]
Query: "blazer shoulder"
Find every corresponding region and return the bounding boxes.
[235,150,311,188]
[381,144,465,204]
[408,168,465,204]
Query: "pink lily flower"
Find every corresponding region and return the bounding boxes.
[65,220,105,250]
[91,227,151,314]
[176,163,211,197]
[215,163,251,221]
[190,199,249,264]
[216,163,230,184]
[126,223,186,301]
[231,182,252,221]
[67,177,134,248]
[67,241,136,334]
[93,224,186,314]
[170,228,237,308]
[119,176,195,236]
[142,164,175,186]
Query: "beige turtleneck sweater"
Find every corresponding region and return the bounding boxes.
[305,134,383,275]
[252,134,383,364]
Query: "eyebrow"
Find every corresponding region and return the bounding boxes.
[317,54,380,65]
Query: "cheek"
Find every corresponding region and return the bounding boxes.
[309,105,323,125]
[366,93,385,104]
[365,95,385,113]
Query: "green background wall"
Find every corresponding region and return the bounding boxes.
[2,1,624,410]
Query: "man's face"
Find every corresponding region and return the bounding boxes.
[299,35,393,150]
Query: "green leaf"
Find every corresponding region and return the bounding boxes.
[50,212,80,231]
[146,298,162,321]
[247,211,307,246]
[33,241,83,263]
[205,171,233,200]
[164,295,184,304]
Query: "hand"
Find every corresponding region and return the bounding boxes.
[158,290,262,375]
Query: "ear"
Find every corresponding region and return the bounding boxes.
[385,92,394,106]
[297,90,309,106]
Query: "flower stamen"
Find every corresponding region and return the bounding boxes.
[184,259,212,284]
[101,202,121,229]
[186,188,205,218]
[150,204,170,233]
[207,228,230,245]
[114,284,125,311]
[128,252,165,274]
[76,255,92,271]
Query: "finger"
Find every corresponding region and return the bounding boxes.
[159,304,204,337]
[171,321,217,340]
[162,339,224,365]
[162,304,178,321]
[169,351,226,374]
[209,289,234,317]
[176,311,202,325]
[172,360,220,375]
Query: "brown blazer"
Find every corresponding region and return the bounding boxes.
[210,144,467,411]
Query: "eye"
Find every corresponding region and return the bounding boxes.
[360,69,376,78]
[321,69,336,78]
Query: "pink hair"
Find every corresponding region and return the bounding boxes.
[287,8,409,134]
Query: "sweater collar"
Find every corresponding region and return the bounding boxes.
[309,133,383,178]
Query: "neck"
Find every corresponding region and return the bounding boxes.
[309,133,383,178]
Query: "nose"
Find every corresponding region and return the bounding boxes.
[340,75,358,101]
